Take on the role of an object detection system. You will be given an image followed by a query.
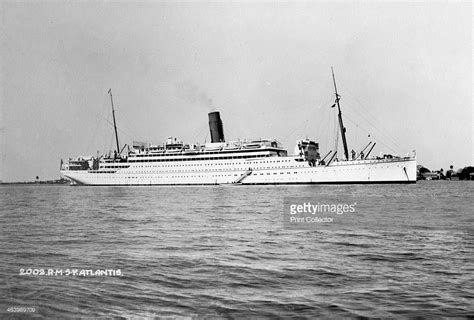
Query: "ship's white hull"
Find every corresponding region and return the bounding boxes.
[61,156,416,185]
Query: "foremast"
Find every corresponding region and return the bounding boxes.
[331,67,349,161]
[108,88,120,157]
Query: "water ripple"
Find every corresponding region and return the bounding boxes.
[1,182,473,318]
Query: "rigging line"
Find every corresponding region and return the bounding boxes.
[340,99,402,150]
[108,111,138,142]
[80,96,113,154]
[336,87,393,146]
[102,118,137,144]
[349,105,402,149]
[317,104,331,149]
[101,94,147,146]
[341,87,404,150]
[115,125,137,144]
[321,104,333,135]
[105,131,114,154]
[323,104,333,142]
[84,119,102,154]
[314,94,336,135]
[347,115,361,150]
[344,115,398,154]
[118,112,150,143]
[283,118,310,142]
[319,117,329,150]
[338,84,387,129]
[100,101,113,154]
[344,115,394,153]
[225,123,248,142]
[334,112,339,156]
[224,127,235,141]
[302,118,311,138]
[191,123,208,144]
[341,86,381,125]
[119,120,140,141]
[309,90,340,148]
[83,101,108,154]
[346,108,403,151]
[221,118,246,142]
[92,99,117,153]
[99,118,106,154]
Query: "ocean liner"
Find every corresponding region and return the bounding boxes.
[60,70,416,185]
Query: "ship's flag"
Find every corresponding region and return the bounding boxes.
[330,103,336,108]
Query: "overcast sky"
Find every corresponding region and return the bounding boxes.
[0,1,472,182]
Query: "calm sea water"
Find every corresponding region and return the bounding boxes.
[1,182,473,318]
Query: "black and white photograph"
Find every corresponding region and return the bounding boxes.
[0,0,472,318]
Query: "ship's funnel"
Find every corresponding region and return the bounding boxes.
[208,111,225,143]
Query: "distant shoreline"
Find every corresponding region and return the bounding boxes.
[0,179,69,185]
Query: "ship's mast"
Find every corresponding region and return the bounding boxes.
[331,67,349,161]
[108,88,120,156]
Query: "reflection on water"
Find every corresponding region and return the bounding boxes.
[0,182,473,318]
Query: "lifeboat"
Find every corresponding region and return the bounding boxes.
[223,144,241,151]
[242,143,262,149]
